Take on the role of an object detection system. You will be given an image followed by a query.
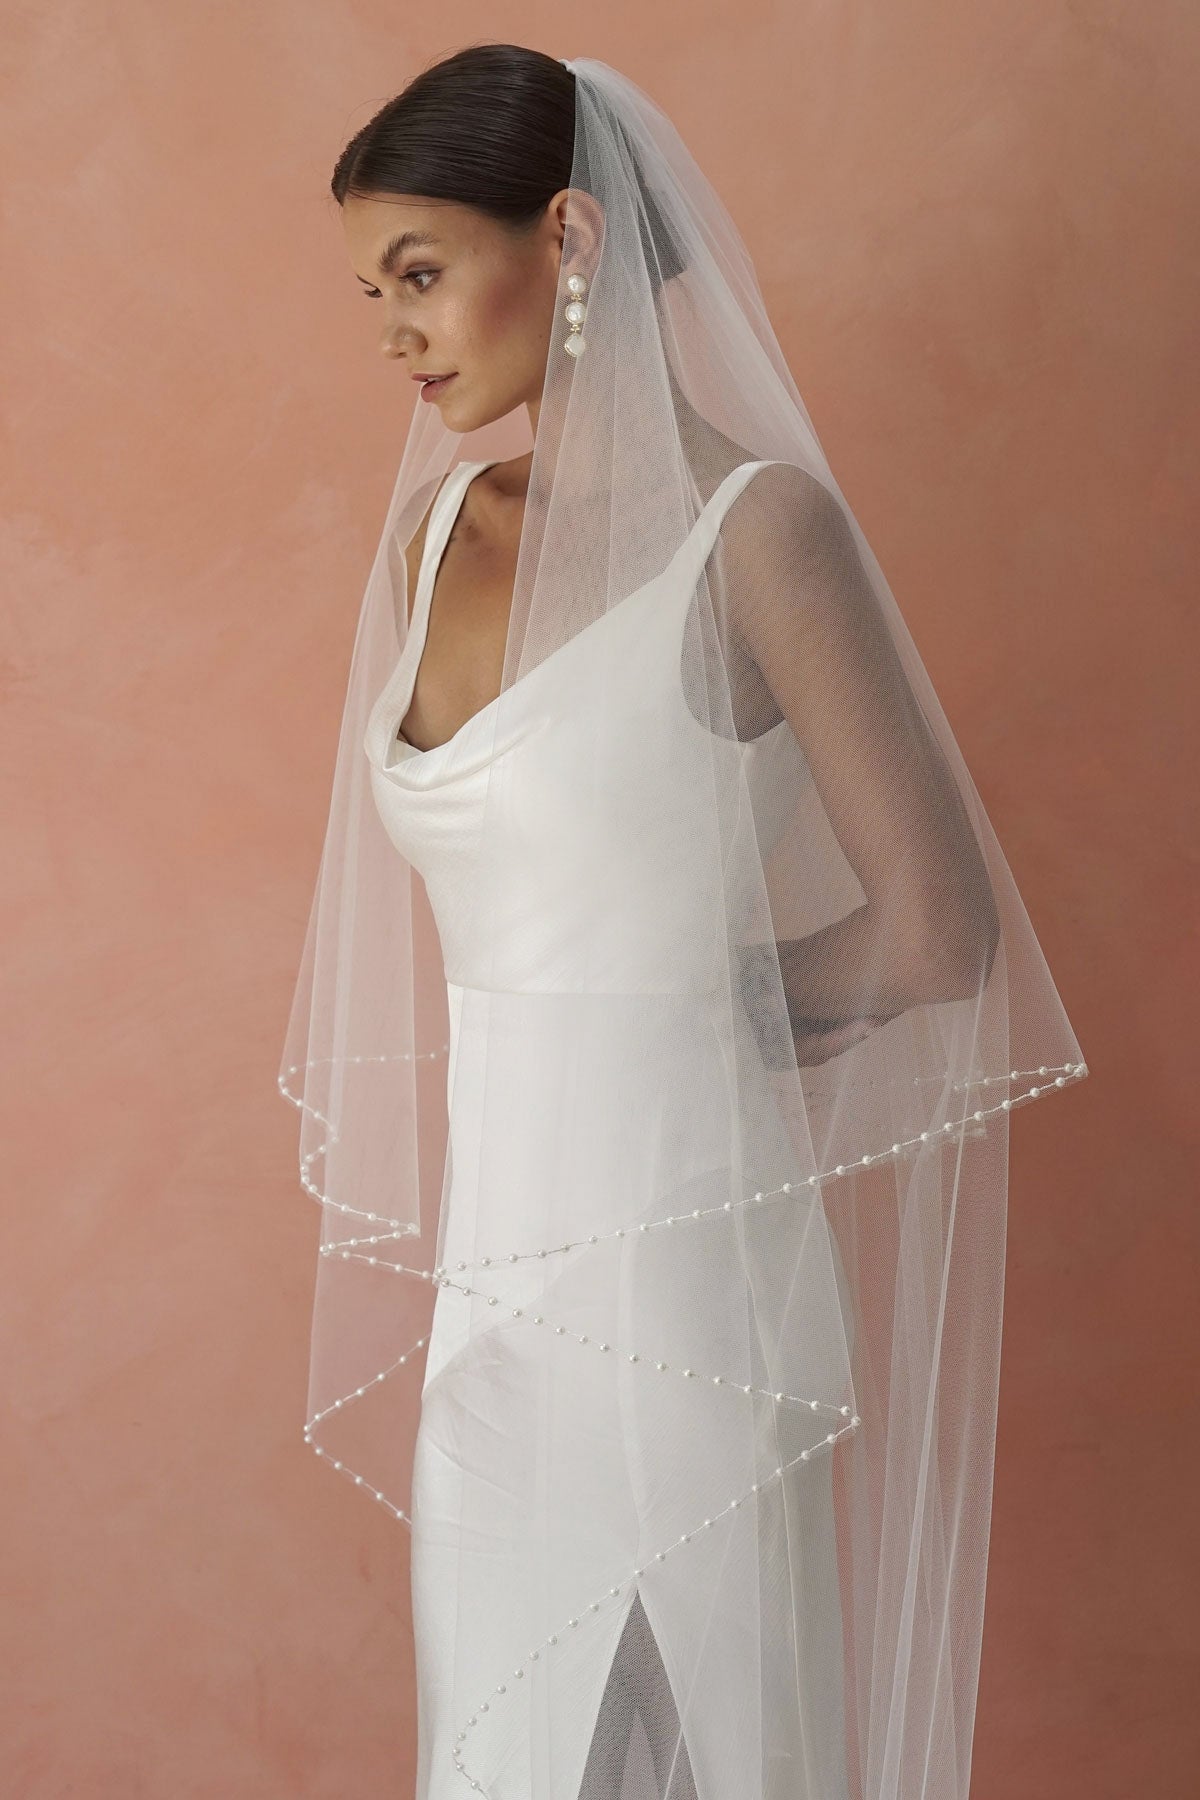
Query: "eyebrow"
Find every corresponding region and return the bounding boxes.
[355,230,442,284]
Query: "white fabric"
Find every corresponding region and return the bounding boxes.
[279,55,1090,1800]
[371,457,852,1799]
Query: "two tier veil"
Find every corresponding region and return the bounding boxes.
[278,54,1088,1800]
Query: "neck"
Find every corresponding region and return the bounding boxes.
[520,356,733,507]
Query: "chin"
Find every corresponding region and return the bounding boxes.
[455,391,518,433]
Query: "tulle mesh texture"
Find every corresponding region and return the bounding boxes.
[279,56,1088,1800]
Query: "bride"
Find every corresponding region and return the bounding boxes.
[280,43,1088,1800]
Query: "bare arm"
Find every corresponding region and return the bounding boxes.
[720,463,999,1065]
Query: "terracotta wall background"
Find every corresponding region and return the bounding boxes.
[4,3,1195,1795]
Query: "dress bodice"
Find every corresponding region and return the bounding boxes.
[364,459,810,993]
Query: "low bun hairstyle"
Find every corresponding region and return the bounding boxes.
[330,44,686,294]
[331,45,575,237]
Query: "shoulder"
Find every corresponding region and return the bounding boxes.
[716,460,861,615]
[713,460,868,664]
[723,459,848,553]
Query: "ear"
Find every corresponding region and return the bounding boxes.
[546,187,605,280]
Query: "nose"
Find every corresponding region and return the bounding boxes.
[381,320,423,362]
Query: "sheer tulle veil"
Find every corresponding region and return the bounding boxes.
[278,53,1088,1800]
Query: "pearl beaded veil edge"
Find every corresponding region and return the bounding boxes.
[279,56,1088,1800]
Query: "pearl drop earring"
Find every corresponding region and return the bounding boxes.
[563,273,588,357]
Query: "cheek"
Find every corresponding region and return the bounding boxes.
[467,270,546,354]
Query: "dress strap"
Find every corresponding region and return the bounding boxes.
[670,460,780,591]
[407,456,778,657]
[415,459,777,631]
[408,460,498,642]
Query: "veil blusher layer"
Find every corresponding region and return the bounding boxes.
[279,54,1088,1800]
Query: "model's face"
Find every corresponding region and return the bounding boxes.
[341,192,569,429]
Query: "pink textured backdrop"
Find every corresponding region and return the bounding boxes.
[4,5,1195,1796]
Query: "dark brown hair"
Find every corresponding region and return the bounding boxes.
[331,44,686,292]
[331,44,576,242]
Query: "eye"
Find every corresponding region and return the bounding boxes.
[361,269,439,299]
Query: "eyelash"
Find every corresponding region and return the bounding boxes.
[363,269,438,298]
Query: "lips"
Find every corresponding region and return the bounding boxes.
[416,372,457,402]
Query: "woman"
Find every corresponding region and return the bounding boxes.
[279,46,1088,1800]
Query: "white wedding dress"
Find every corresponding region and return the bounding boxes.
[363,458,857,1800]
